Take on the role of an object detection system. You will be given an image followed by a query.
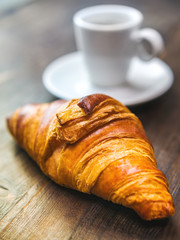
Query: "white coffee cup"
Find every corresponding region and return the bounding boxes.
[73,5,164,86]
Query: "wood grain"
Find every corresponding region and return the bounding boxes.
[0,0,180,239]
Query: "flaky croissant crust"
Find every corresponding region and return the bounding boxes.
[7,94,174,220]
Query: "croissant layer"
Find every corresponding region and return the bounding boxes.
[7,94,174,220]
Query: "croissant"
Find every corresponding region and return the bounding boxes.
[7,94,174,220]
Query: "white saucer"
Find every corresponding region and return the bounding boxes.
[42,52,174,106]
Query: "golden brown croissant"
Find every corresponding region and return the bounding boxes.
[7,94,174,220]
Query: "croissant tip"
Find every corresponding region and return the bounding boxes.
[139,201,175,221]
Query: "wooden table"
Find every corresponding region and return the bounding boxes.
[0,0,180,239]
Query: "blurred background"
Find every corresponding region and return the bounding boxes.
[0,0,180,105]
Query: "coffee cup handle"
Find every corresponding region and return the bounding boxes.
[134,28,164,61]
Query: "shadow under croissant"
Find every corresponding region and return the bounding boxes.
[46,184,171,240]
